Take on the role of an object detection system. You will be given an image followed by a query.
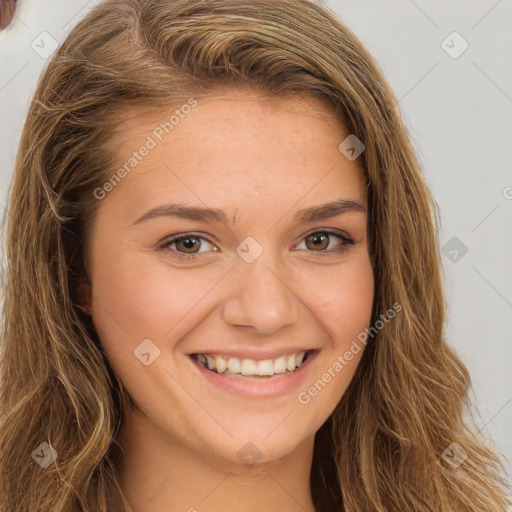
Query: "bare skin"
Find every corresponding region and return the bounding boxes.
[83,89,374,512]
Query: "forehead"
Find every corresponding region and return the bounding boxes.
[105,91,366,214]
[113,89,345,152]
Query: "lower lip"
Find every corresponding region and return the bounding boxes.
[188,350,318,398]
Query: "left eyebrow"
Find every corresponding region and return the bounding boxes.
[130,199,366,228]
[292,199,366,223]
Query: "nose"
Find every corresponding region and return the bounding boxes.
[221,250,301,335]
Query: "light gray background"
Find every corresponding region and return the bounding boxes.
[1,0,511,488]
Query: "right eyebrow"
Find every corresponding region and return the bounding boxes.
[131,199,366,228]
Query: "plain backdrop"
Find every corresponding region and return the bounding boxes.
[1,0,511,490]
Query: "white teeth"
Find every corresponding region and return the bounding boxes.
[227,357,241,374]
[215,355,227,373]
[285,354,296,372]
[241,359,258,376]
[257,359,274,376]
[273,356,287,374]
[195,351,308,376]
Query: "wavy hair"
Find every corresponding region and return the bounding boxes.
[0,0,509,510]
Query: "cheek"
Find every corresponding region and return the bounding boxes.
[89,247,214,366]
[304,258,374,346]
[294,259,373,422]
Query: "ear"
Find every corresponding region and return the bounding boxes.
[75,273,92,316]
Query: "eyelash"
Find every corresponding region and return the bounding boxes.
[159,230,355,261]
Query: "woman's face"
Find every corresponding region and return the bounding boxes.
[86,89,374,465]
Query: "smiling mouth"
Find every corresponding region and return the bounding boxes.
[190,350,314,379]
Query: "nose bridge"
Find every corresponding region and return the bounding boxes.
[221,240,301,334]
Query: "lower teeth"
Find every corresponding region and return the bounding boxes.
[195,361,300,378]
[219,369,296,379]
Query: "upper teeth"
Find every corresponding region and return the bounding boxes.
[196,351,307,376]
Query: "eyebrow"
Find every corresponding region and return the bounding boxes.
[131,199,366,227]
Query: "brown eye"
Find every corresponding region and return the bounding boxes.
[174,236,202,254]
[160,233,217,260]
[296,230,355,255]
[305,232,330,251]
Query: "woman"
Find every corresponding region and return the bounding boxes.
[0,0,509,510]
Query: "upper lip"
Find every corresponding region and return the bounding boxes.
[188,348,317,361]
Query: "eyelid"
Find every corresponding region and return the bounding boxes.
[159,229,356,260]
[294,228,355,255]
[301,227,354,244]
[159,232,217,257]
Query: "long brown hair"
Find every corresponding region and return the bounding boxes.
[1,0,509,510]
